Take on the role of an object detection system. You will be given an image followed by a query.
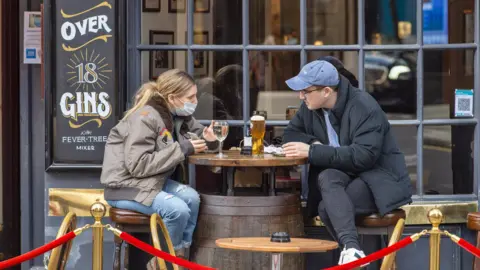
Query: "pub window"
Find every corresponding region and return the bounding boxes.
[127,0,479,200]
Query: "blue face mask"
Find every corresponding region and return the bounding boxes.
[174,100,197,116]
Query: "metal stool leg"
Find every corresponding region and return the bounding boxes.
[474,232,480,270]
[113,235,122,270]
[123,243,129,270]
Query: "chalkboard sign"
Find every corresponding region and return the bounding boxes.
[49,0,118,166]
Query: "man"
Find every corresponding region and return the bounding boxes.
[282,60,412,265]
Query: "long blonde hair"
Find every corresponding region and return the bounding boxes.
[124,69,195,119]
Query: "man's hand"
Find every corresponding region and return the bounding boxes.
[282,142,311,158]
[190,139,207,153]
[202,120,217,142]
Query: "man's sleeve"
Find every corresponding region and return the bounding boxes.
[308,106,385,172]
[283,104,319,144]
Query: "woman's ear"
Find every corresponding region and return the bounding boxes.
[167,94,174,104]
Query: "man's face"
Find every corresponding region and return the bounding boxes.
[299,85,334,110]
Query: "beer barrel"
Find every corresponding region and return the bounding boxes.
[190,193,305,269]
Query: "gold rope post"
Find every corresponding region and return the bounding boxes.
[427,208,443,270]
[91,199,106,270]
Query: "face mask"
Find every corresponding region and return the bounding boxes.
[174,100,197,116]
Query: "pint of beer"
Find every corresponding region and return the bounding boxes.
[250,115,266,156]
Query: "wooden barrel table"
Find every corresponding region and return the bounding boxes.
[191,193,305,269]
[188,151,308,270]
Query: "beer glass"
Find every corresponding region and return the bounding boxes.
[250,115,265,156]
[213,120,229,158]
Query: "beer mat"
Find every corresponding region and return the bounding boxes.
[264,145,284,155]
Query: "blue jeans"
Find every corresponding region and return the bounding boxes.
[107,179,200,250]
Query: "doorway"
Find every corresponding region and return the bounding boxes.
[1,0,21,265]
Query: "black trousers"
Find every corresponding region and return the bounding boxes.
[317,169,377,248]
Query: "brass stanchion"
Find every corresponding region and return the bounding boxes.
[427,208,443,270]
[91,200,106,270]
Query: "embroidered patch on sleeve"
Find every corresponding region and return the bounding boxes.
[140,111,150,116]
[159,128,173,144]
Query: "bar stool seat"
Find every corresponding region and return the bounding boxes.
[467,212,480,231]
[355,209,406,270]
[110,208,150,225]
[356,209,406,228]
[109,207,151,270]
[467,212,480,270]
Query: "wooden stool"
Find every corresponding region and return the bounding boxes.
[467,212,480,270]
[355,209,406,269]
[109,207,151,270]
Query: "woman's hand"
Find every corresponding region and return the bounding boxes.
[202,120,217,142]
[190,139,207,153]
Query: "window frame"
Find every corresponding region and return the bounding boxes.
[128,0,480,202]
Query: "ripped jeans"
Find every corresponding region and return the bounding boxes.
[107,179,200,250]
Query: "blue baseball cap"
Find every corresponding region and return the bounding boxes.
[285,60,340,91]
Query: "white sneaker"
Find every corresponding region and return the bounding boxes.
[338,247,369,268]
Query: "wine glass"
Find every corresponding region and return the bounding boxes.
[213,120,229,158]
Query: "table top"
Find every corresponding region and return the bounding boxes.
[189,150,307,167]
[215,237,338,253]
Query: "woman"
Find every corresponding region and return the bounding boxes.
[318,55,359,87]
[100,69,217,261]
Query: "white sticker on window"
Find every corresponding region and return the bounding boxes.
[454,89,474,117]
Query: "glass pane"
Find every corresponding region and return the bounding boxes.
[365,0,417,44]
[423,125,474,195]
[141,50,186,83]
[222,126,244,150]
[307,0,357,45]
[193,0,242,44]
[365,51,417,119]
[193,51,243,120]
[249,0,300,45]
[423,0,475,44]
[392,126,418,195]
[249,51,300,119]
[141,2,187,44]
[424,49,474,119]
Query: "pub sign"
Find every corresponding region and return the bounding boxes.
[51,0,118,165]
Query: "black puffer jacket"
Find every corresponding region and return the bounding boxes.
[283,76,413,217]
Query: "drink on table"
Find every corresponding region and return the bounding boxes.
[250,115,265,156]
[213,125,228,142]
[213,121,229,158]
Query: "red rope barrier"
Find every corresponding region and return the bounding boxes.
[0,231,76,269]
[445,231,480,259]
[324,236,415,270]
[119,232,216,270]
[457,238,480,258]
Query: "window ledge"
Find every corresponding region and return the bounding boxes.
[307,201,478,227]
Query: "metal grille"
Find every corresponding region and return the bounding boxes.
[128,0,480,202]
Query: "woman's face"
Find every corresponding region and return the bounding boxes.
[168,85,198,109]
